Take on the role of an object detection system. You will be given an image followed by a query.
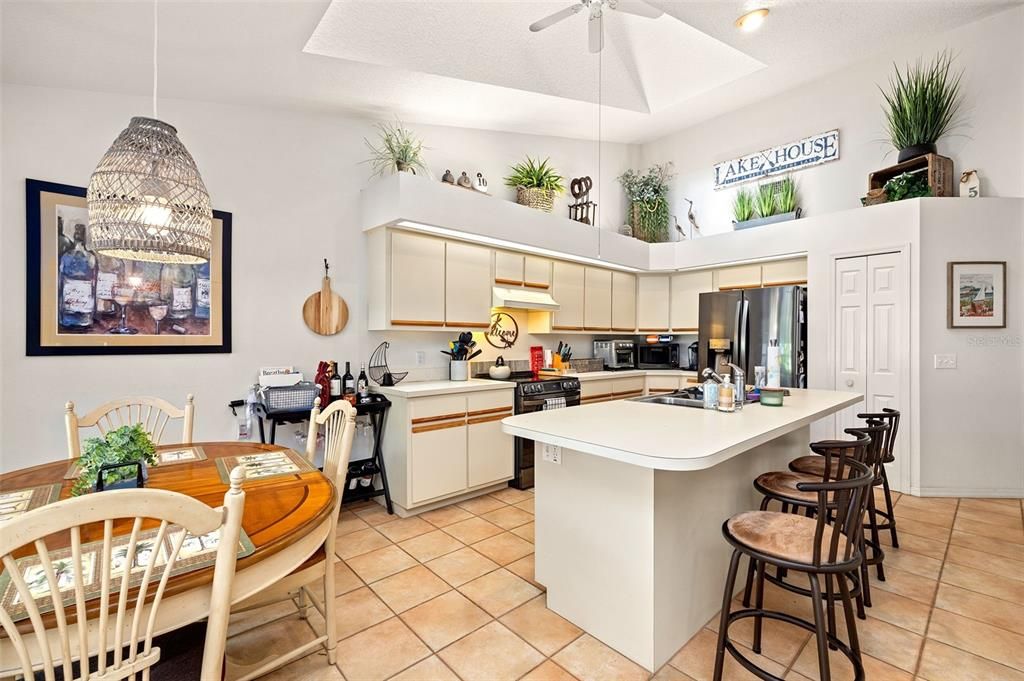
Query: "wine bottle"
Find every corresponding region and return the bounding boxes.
[160,264,196,320]
[342,361,355,396]
[193,260,211,319]
[57,215,73,257]
[95,250,124,317]
[58,223,97,329]
[357,363,369,397]
[329,361,342,400]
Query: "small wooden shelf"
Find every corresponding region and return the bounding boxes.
[868,154,954,197]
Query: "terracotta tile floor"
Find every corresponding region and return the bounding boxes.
[226,490,1024,680]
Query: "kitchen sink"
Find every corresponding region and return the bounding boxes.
[628,387,706,408]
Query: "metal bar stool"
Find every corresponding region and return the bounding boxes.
[747,422,888,617]
[790,411,900,583]
[714,436,875,681]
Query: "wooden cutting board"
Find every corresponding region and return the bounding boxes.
[303,275,348,335]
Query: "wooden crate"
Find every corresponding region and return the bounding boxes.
[868,153,954,197]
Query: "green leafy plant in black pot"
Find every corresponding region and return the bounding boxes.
[880,50,964,163]
[72,424,158,496]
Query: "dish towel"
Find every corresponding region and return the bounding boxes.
[543,397,566,410]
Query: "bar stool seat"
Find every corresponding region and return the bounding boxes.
[727,511,851,565]
[789,455,834,477]
[753,471,821,504]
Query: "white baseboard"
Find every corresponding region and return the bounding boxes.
[908,486,1024,498]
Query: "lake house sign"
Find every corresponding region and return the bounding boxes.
[714,129,840,190]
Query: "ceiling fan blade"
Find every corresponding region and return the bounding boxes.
[589,12,603,53]
[529,3,583,32]
[609,0,664,20]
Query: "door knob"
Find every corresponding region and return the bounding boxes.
[845,379,854,387]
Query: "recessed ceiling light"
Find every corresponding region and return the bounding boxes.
[735,8,769,32]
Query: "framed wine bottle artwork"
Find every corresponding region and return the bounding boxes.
[25,179,232,355]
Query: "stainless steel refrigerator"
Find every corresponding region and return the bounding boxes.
[697,285,806,388]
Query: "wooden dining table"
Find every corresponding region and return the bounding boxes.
[0,441,337,654]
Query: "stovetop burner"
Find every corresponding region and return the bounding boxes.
[475,371,580,396]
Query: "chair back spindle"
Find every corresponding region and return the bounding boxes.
[65,395,196,459]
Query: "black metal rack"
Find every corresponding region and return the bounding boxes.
[252,394,394,514]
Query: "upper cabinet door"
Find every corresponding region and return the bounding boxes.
[445,241,492,328]
[551,261,585,330]
[670,270,713,331]
[494,251,525,286]
[391,231,446,326]
[524,256,552,290]
[611,272,637,332]
[583,267,612,331]
[637,276,671,331]
[762,258,808,286]
[716,264,763,290]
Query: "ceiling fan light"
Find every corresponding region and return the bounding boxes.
[735,8,769,32]
[87,116,212,264]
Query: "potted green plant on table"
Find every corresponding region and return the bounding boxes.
[618,163,675,243]
[880,50,964,163]
[504,157,565,213]
[363,119,429,178]
[71,424,158,496]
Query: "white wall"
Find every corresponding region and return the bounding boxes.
[0,83,636,470]
[642,5,1024,235]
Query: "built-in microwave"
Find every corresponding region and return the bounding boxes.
[637,342,680,370]
[593,340,637,370]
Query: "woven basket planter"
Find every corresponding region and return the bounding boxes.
[516,187,556,213]
[628,199,669,243]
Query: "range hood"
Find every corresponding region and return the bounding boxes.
[492,286,561,312]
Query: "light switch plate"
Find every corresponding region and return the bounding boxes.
[415,350,426,366]
[542,443,562,464]
[934,353,957,369]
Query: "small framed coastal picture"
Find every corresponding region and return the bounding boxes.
[948,261,1006,328]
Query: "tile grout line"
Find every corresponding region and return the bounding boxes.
[911,496,959,679]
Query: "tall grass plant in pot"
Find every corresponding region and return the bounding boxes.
[504,157,565,213]
[880,50,964,163]
[618,163,675,243]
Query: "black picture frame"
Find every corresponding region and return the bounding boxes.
[26,178,233,356]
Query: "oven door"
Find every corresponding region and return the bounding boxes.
[513,392,581,489]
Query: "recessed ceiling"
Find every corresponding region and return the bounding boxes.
[304,1,765,114]
[1,0,1017,144]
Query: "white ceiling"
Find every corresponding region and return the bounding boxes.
[1,0,1017,144]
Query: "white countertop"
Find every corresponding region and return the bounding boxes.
[502,388,862,471]
[374,378,513,398]
[568,369,697,380]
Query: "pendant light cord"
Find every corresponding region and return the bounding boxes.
[596,13,603,259]
[152,0,159,119]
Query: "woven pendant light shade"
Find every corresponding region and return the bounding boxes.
[87,116,212,264]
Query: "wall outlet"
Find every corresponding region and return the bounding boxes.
[542,443,562,465]
[934,353,957,370]
[415,350,426,366]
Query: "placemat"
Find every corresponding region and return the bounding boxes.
[0,483,63,522]
[64,445,209,480]
[214,448,314,483]
[0,525,255,623]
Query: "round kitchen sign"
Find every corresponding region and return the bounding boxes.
[486,312,519,349]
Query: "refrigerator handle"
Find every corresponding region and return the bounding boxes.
[739,299,749,368]
[733,299,742,368]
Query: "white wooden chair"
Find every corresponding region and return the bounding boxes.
[0,466,247,681]
[65,395,196,459]
[228,397,356,680]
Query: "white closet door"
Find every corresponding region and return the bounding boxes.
[866,252,903,487]
[834,257,867,435]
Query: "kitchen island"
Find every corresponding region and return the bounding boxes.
[501,388,861,671]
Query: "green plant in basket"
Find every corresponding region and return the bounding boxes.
[777,176,798,213]
[754,183,778,219]
[504,157,565,192]
[618,163,675,242]
[72,424,157,496]
[733,187,755,223]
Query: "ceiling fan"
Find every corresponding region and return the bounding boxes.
[528,0,664,53]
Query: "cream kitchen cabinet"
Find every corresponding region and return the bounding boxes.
[445,240,491,328]
[716,264,763,290]
[637,275,671,331]
[466,391,515,488]
[646,374,682,395]
[494,251,525,286]
[551,261,586,330]
[584,267,612,331]
[670,270,713,332]
[409,418,468,504]
[524,256,552,290]
[611,376,645,399]
[762,258,808,286]
[390,231,446,326]
[611,272,637,332]
[581,379,615,404]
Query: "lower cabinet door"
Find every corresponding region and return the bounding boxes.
[409,422,468,504]
[467,416,514,488]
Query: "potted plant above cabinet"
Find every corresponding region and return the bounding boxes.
[504,157,565,213]
[880,50,964,163]
[733,176,801,230]
[363,118,429,178]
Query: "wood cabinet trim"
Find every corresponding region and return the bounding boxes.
[648,388,676,394]
[467,412,513,425]
[582,392,614,401]
[611,327,637,332]
[392,319,445,327]
[411,419,467,434]
[672,327,698,332]
[466,406,513,418]
[495,277,524,286]
[583,327,612,332]
[445,322,490,329]
[638,327,670,332]
[762,279,808,287]
[613,390,645,399]
[719,284,762,291]
[411,412,467,425]
[523,282,550,290]
[552,325,585,331]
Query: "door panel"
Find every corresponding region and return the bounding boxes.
[524,256,552,289]
[637,276,671,331]
[834,257,867,435]
[584,267,612,330]
[495,251,525,286]
[670,270,713,331]
[551,261,585,330]
[445,241,492,328]
[391,231,446,325]
[744,287,801,387]
[611,272,637,332]
[468,417,514,487]
[866,252,903,488]
[697,290,741,375]
[410,423,468,503]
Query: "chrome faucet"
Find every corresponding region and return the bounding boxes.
[726,363,746,408]
[701,367,725,384]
